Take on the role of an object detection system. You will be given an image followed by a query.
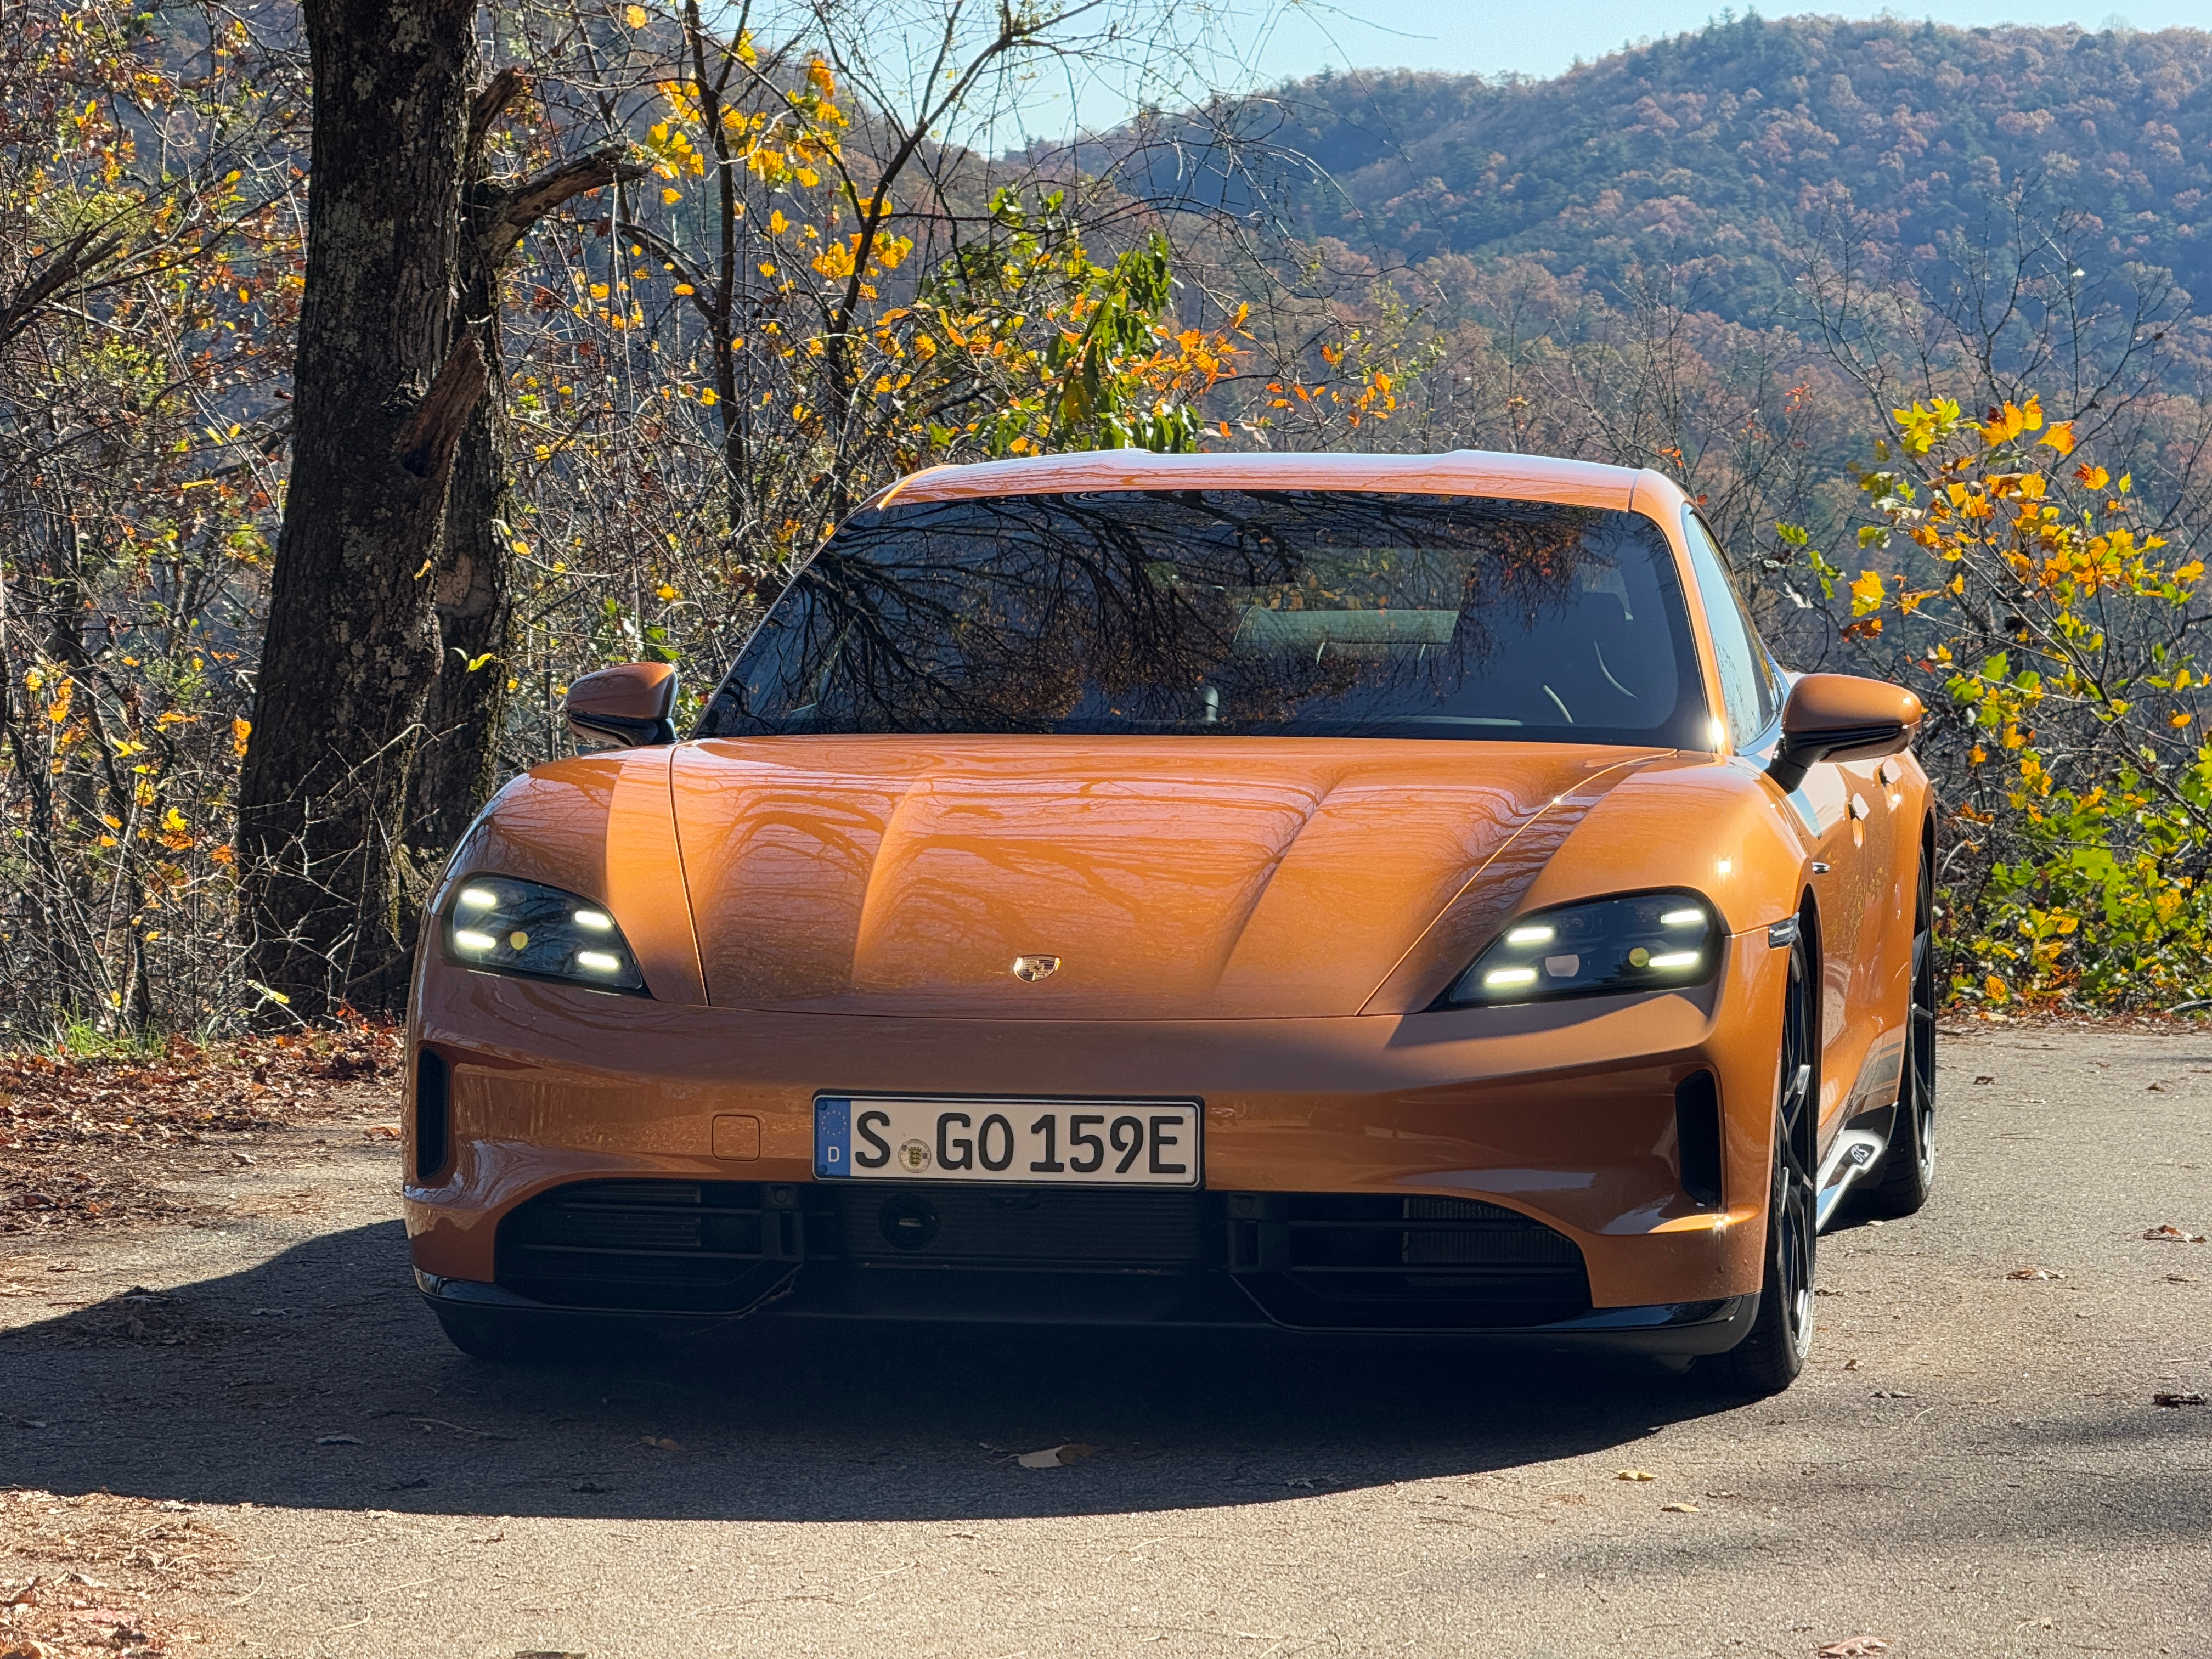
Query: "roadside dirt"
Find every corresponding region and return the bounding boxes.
[1,1019,2208,1658]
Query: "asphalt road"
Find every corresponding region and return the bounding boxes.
[3,1022,2209,1658]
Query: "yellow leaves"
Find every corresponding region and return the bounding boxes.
[228,716,251,758]
[1848,568,1886,617]
[45,675,73,724]
[673,282,695,296]
[210,844,235,866]
[662,187,682,205]
[1892,396,1962,455]
[2039,421,2077,458]
[697,387,717,407]
[807,58,836,99]
[2015,472,2047,501]
[2171,712,2196,730]
[1983,974,2010,1003]
[158,806,193,851]
[589,282,610,301]
[656,583,679,602]
[768,208,788,235]
[624,3,646,24]
[736,29,757,66]
[1979,394,2044,447]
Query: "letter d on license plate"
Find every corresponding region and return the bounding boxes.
[814,1096,1201,1187]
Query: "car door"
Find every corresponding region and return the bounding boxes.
[1680,513,1871,1144]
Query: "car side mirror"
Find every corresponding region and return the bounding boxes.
[1768,673,1923,793]
[566,662,677,749]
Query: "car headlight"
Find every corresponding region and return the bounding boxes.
[1440,891,1720,1007]
[442,876,648,994]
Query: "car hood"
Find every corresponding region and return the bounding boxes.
[670,736,1663,1018]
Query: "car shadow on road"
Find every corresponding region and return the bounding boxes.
[3,1221,1748,1522]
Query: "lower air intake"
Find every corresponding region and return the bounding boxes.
[495,1179,801,1312]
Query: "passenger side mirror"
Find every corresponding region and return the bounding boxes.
[1768,673,1922,793]
[566,662,677,749]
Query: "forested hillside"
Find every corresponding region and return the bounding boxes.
[1234,15,2211,322]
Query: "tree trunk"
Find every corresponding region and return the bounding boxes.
[406,256,514,857]
[405,99,642,861]
[236,0,483,1019]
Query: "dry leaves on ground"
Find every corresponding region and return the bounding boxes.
[1016,1443,1096,1469]
[2153,1392,2206,1408]
[1817,1641,1889,1658]
[0,1022,399,1235]
[0,1489,237,1656]
[2144,1224,2208,1243]
[2007,1266,2065,1280]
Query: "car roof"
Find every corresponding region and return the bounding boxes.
[871,448,1692,516]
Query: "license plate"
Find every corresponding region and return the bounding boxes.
[814,1096,1202,1187]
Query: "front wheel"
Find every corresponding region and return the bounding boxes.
[1707,926,1819,1397]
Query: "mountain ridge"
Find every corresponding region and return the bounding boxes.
[1216,14,2212,323]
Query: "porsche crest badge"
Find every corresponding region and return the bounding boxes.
[1011,955,1061,983]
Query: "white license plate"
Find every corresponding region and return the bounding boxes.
[814,1096,1202,1187]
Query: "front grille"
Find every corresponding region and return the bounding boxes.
[832,1185,1208,1269]
[489,1180,1592,1329]
[495,1180,802,1312]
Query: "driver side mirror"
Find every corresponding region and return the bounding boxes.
[1768,673,1922,793]
[566,662,677,749]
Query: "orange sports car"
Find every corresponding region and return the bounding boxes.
[405,450,1933,1393]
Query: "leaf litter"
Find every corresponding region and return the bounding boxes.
[1016,1443,1097,1469]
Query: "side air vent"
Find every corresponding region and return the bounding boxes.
[414,1048,450,1183]
[1231,1193,1593,1330]
[1674,1070,1724,1207]
[496,1180,804,1312]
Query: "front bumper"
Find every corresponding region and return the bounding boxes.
[405,926,1789,1332]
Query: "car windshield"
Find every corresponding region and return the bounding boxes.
[699,489,1707,744]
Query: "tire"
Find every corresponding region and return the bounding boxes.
[1707,923,1820,1397]
[1862,838,1937,1218]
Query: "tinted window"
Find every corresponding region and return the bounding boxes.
[701,491,1708,746]
[1682,512,1777,748]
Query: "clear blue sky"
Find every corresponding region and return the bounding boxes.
[990,0,2208,141]
[1242,0,2202,86]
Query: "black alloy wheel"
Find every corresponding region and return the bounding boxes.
[1864,840,1937,1216]
[1709,921,1820,1396]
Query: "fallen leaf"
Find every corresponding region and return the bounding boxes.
[314,1434,360,1446]
[5,1577,40,1607]
[1842,1357,1861,1371]
[2148,1080,2170,1091]
[1972,1075,1995,1085]
[1870,1390,1914,1399]
[1615,1469,1655,1481]
[230,1150,256,1166]
[2145,1224,2208,1243]
[0,1638,59,1658]
[641,1436,682,1452]
[2153,1392,2206,1408]
[1017,1442,1096,1469]
[1659,1501,1698,1513]
[2006,1266,2064,1280]
[471,1531,505,1544]
[2166,1274,2199,1284]
[1817,1640,1889,1658]
[363,1125,400,1139]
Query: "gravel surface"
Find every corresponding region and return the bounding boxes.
[2,1023,2208,1658]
